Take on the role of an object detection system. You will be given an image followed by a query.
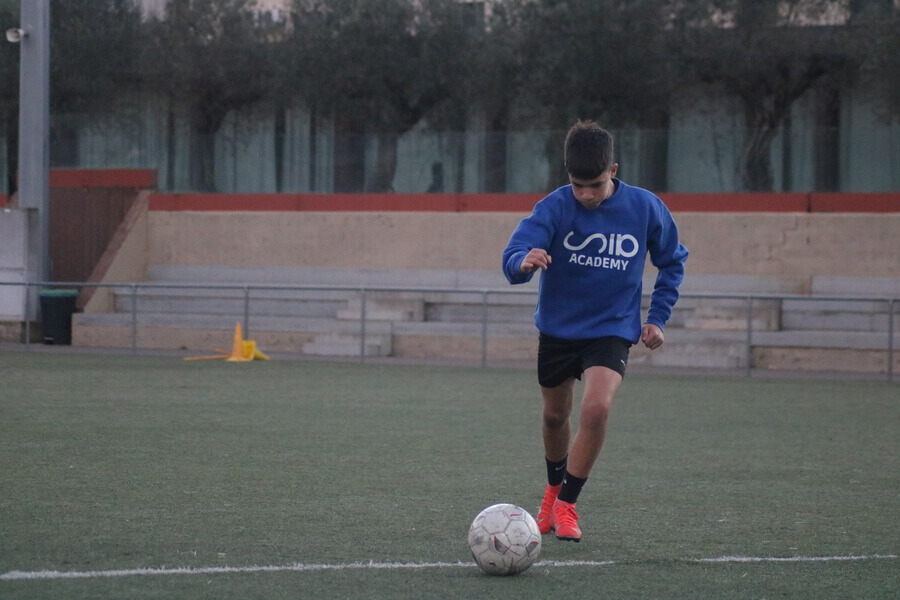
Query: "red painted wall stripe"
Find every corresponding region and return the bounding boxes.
[5,170,899,213]
[9,170,898,212]
[148,192,900,213]
[658,193,811,212]
[49,168,156,189]
[808,193,900,213]
[148,193,546,212]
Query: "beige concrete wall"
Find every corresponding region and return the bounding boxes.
[148,211,899,280]
[148,212,523,271]
[677,213,899,278]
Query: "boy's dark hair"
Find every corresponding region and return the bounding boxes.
[564,120,614,180]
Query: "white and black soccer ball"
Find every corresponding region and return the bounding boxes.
[467,503,542,575]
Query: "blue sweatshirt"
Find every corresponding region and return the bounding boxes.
[502,179,688,343]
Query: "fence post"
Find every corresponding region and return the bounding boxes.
[481,290,489,368]
[24,282,32,346]
[888,299,894,382]
[745,296,753,377]
[243,286,250,338]
[131,284,138,354]
[359,288,367,364]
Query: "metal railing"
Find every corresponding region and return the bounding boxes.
[1,280,896,381]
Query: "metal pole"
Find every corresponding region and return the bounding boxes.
[888,299,894,382]
[481,291,488,368]
[243,286,250,337]
[131,284,137,354]
[16,0,51,284]
[359,288,367,364]
[24,282,32,345]
[745,296,753,377]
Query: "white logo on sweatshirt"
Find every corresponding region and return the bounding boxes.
[564,231,638,271]
[563,232,639,257]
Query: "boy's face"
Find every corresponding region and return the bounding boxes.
[569,164,618,209]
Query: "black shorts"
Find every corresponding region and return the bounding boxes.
[537,333,631,388]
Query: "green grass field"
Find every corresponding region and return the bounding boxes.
[1,351,897,599]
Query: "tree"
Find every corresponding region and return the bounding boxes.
[143,0,283,191]
[1,0,143,190]
[671,0,862,191]
[467,0,534,192]
[50,0,143,115]
[284,0,480,192]
[50,0,145,165]
[848,0,899,116]
[506,0,678,188]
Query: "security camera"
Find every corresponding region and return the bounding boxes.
[6,28,26,43]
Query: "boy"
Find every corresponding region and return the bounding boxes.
[502,120,688,542]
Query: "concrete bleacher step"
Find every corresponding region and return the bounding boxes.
[632,329,749,369]
[644,296,783,330]
[647,349,746,369]
[72,312,394,357]
[74,311,392,335]
[751,329,893,350]
[424,302,536,323]
[389,320,536,338]
[112,286,351,319]
[780,298,895,332]
[130,265,540,325]
[810,276,899,298]
[335,297,425,322]
[72,266,897,371]
[682,302,780,331]
[302,333,392,357]
[109,285,539,325]
[670,273,809,295]
[147,264,528,290]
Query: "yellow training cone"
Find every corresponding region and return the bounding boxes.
[226,323,253,362]
[241,339,270,361]
[185,323,270,361]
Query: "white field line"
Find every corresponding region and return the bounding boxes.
[1,554,895,581]
[689,554,898,564]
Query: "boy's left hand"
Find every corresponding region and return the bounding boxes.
[641,323,664,350]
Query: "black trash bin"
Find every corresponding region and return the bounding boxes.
[39,289,79,345]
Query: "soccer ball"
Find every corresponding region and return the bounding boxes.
[467,503,542,575]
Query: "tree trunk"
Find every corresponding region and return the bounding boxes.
[274,103,286,193]
[189,130,217,192]
[484,111,508,193]
[739,107,780,192]
[370,132,398,192]
[308,106,318,192]
[544,132,567,191]
[189,103,228,192]
[739,129,774,191]
[165,104,177,191]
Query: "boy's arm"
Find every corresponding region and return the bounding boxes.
[502,202,555,285]
[646,202,688,329]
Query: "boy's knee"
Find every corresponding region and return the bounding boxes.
[542,408,569,430]
[580,398,611,429]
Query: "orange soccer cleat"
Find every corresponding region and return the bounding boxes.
[551,499,582,542]
[535,483,562,535]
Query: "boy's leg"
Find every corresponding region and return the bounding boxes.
[541,378,574,462]
[566,366,622,478]
[553,366,622,541]
[535,379,574,534]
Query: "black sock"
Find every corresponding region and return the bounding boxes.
[557,471,587,504]
[545,456,567,487]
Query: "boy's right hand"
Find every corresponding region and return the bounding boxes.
[520,248,551,273]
